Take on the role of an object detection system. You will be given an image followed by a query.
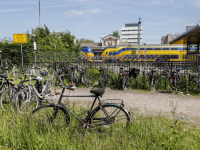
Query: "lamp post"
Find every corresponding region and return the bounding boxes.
[32,34,37,66]
[39,0,41,28]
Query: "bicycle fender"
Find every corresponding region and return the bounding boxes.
[90,103,131,118]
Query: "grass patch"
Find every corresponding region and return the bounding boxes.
[0,104,200,149]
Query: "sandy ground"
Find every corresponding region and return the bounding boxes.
[56,88,200,124]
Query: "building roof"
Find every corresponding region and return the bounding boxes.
[169,22,200,44]
[125,23,138,27]
[102,34,119,40]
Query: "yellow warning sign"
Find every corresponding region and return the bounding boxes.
[13,34,27,43]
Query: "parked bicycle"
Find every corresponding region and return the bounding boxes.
[148,66,157,91]
[99,65,114,88]
[31,84,130,132]
[169,66,181,94]
[14,67,57,114]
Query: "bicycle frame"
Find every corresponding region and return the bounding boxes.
[55,87,104,125]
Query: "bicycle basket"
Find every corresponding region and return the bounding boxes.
[100,99,124,107]
[129,68,140,78]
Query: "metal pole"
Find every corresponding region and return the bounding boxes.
[21,43,24,70]
[39,0,41,28]
[138,18,141,62]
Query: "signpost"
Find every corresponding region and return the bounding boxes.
[13,34,27,70]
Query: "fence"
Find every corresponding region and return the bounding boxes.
[22,61,197,75]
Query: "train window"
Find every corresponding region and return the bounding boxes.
[140,55,144,58]
[154,48,160,50]
[163,48,169,50]
[171,48,177,50]
[183,47,187,50]
[171,55,179,59]
[140,48,144,50]
[146,48,152,50]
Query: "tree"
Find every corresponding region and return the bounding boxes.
[113,30,120,39]
[79,38,94,43]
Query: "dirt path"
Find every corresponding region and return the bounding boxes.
[57,88,200,123]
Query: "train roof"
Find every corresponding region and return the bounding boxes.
[81,47,93,53]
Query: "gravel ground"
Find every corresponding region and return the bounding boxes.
[56,88,200,124]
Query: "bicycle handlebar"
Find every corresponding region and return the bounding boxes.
[59,83,75,91]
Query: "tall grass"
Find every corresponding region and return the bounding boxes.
[0,105,200,149]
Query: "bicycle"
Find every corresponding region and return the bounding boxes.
[78,66,91,88]
[184,68,200,88]
[0,69,29,112]
[148,66,157,91]
[31,84,130,132]
[70,64,79,87]
[117,65,129,90]
[14,68,57,114]
[128,68,140,88]
[98,65,114,88]
[169,66,181,94]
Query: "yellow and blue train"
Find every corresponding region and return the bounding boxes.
[101,45,198,62]
[81,47,94,61]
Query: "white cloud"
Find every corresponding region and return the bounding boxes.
[0,8,32,13]
[89,9,102,14]
[64,10,84,17]
[188,0,200,6]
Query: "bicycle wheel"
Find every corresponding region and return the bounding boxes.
[117,76,123,90]
[81,74,91,88]
[148,77,153,91]
[129,76,137,87]
[0,86,17,112]
[89,73,99,87]
[15,88,39,114]
[90,104,130,132]
[0,82,11,93]
[169,77,175,90]
[43,80,57,103]
[31,105,70,127]
[99,74,105,88]
[105,75,115,89]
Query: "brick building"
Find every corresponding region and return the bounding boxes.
[102,34,120,47]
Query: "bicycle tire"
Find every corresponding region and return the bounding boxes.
[15,88,39,114]
[0,82,11,93]
[82,74,91,88]
[0,86,17,112]
[31,105,70,127]
[90,104,130,131]
[99,74,105,88]
[129,76,138,87]
[148,77,154,91]
[106,75,115,89]
[169,77,175,90]
[117,76,123,90]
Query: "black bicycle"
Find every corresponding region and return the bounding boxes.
[169,66,181,94]
[31,84,130,131]
[148,66,157,91]
[98,65,114,88]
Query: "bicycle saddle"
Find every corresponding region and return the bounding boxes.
[90,88,105,96]
[0,74,7,78]
[70,66,75,69]
[40,72,48,76]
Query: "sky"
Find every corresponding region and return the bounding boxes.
[0,0,199,44]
